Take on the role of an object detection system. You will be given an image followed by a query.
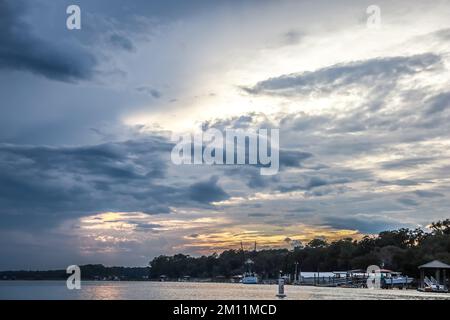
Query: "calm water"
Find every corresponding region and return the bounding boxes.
[1,281,449,300]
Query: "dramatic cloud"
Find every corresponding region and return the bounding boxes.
[1,0,450,269]
[323,216,412,234]
[279,150,313,168]
[278,176,350,193]
[425,92,450,115]
[188,175,229,203]
[0,0,97,82]
[136,86,162,98]
[242,53,442,96]
[0,138,233,230]
[109,34,135,52]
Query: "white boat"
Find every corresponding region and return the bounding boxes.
[382,275,414,285]
[242,273,258,284]
[241,259,258,284]
[375,269,413,287]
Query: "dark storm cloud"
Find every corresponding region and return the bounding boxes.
[136,86,162,98]
[224,165,280,189]
[109,34,135,52]
[242,53,442,96]
[0,0,97,82]
[425,92,450,115]
[219,149,312,190]
[279,150,313,168]
[0,0,449,270]
[397,198,420,207]
[288,207,316,213]
[188,175,229,203]
[377,179,420,186]
[80,0,265,22]
[227,166,272,188]
[248,213,272,217]
[133,222,162,232]
[278,176,350,193]
[413,190,444,198]
[202,113,314,166]
[323,216,410,234]
[380,157,435,170]
[0,137,228,229]
[202,114,260,131]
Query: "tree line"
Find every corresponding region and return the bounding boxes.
[149,219,450,279]
[1,220,448,280]
[0,265,150,281]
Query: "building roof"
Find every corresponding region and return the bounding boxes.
[418,260,450,269]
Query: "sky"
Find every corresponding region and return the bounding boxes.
[0,0,450,270]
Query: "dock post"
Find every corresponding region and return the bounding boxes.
[276,272,286,298]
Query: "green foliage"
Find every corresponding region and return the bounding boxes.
[2,219,449,281]
[0,264,151,280]
[148,219,450,279]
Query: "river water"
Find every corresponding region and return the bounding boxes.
[0,281,449,300]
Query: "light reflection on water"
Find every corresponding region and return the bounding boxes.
[0,281,449,300]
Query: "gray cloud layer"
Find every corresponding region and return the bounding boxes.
[1,0,450,269]
[0,0,97,82]
[243,53,442,96]
[0,138,231,230]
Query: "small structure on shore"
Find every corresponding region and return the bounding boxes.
[276,272,286,298]
[418,260,450,292]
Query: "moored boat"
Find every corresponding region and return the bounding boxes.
[241,259,258,284]
[371,269,413,288]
